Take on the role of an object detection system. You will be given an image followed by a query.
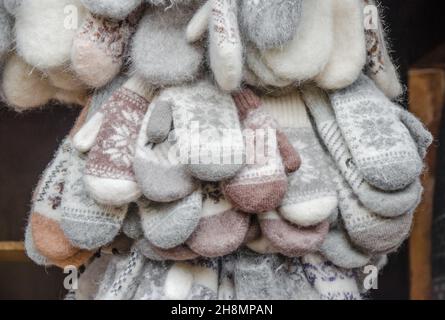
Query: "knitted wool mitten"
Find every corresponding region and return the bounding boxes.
[73,76,155,206]
[223,89,301,214]
[209,0,243,91]
[336,173,418,254]
[261,0,334,82]
[28,106,93,264]
[137,190,202,250]
[243,216,279,255]
[61,149,129,251]
[147,80,245,182]
[258,91,337,226]
[131,1,204,87]
[133,97,198,203]
[330,74,431,191]
[14,0,87,70]
[259,211,329,257]
[315,0,366,90]
[302,85,423,218]
[71,11,139,88]
[25,219,93,269]
[186,182,250,258]
[186,0,243,91]
[1,54,88,111]
[61,76,131,249]
[30,140,79,261]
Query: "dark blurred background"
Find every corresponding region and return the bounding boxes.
[1,0,445,299]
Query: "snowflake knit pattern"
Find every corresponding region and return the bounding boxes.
[85,87,148,181]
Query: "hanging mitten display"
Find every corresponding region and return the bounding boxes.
[3,0,434,301]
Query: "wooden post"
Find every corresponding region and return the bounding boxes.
[408,68,445,300]
[0,241,28,262]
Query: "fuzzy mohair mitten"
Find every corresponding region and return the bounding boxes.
[25,205,94,270]
[223,88,301,214]
[186,0,243,91]
[302,85,424,218]
[146,80,245,182]
[137,191,202,250]
[62,88,131,250]
[73,76,155,206]
[28,106,94,264]
[72,11,140,88]
[131,1,204,87]
[315,0,366,90]
[330,74,431,191]
[133,96,198,203]
[261,0,334,82]
[186,182,250,258]
[259,211,329,258]
[336,172,419,254]
[239,0,302,50]
[2,54,88,111]
[14,0,87,70]
[320,227,371,269]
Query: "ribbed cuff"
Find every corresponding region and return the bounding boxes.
[232,88,261,120]
[261,91,311,129]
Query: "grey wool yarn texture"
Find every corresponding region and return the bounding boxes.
[5,0,432,301]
